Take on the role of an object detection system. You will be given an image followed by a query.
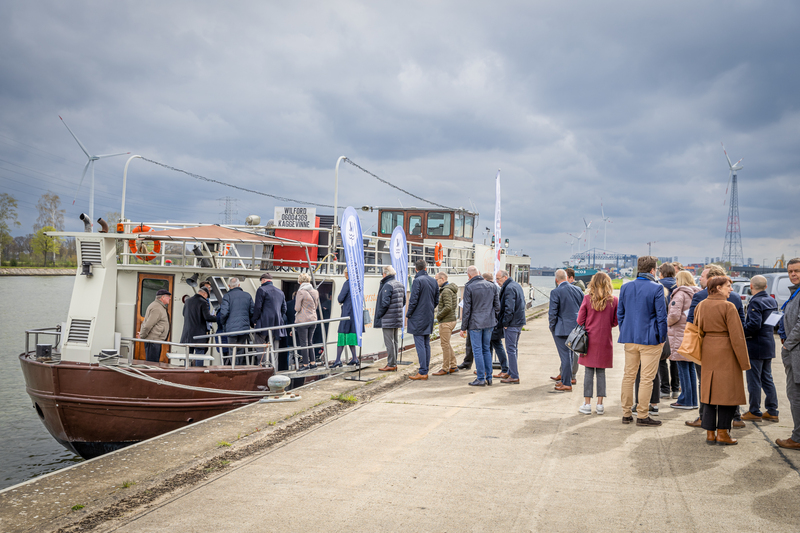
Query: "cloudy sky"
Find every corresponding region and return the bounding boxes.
[1,1,799,267]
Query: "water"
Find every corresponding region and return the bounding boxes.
[0,276,82,491]
[0,273,555,491]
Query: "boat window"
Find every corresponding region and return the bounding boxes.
[464,216,474,239]
[140,278,170,316]
[454,212,464,238]
[426,212,451,237]
[380,211,404,235]
[409,215,423,236]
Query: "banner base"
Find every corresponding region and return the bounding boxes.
[397,361,413,366]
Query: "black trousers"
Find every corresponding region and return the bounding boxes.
[701,404,736,431]
[462,334,473,365]
[145,342,161,363]
[223,334,250,365]
[659,359,680,393]
[635,365,660,405]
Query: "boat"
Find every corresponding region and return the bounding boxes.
[19,203,533,459]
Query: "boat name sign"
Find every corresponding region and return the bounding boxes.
[274,206,316,228]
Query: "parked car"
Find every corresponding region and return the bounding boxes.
[762,272,792,308]
[731,281,752,310]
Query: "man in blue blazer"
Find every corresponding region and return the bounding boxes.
[549,269,585,392]
[617,256,667,426]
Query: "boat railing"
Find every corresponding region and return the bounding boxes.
[24,326,63,358]
[120,337,266,369]
[110,222,477,276]
[193,316,352,377]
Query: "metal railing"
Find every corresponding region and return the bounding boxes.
[121,337,266,369]
[193,316,351,374]
[24,326,62,357]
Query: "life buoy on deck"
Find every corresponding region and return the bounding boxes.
[129,224,162,262]
[219,243,232,256]
[434,242,444,266]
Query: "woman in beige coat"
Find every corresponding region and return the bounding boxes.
[695,276,751,445]
[294,273,320,371]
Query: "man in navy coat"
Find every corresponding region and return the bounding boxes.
[617,256,667,426]
[406,259,439,380]
[743,275,780,421]
[253,272,287,365]
[549,269,585,392]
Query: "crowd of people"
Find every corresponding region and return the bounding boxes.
[141,251,800,452]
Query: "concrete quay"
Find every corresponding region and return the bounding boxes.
[0,268,75,276]
[3,304,800,532]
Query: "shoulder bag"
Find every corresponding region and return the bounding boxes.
[565,324,588,354]
[677,303,703,365]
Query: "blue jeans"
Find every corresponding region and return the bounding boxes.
[746,358,779,416]
[553,334,573,386]
[676,361,698,407]
[414,334,431,375]
[469,328,493,381]
[490,334,508,373]
[504,326,522,379]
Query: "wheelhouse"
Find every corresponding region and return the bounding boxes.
[376,207,477,243]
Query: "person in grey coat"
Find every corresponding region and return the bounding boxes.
[777,258,800,450]
[375,265,406,371]
[406,259,439,380]
[549,269,585,392]
[460,265,500,386]
[219,277,254,365]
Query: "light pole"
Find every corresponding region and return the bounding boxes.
[331,156,346,270]
[121,155,142,225]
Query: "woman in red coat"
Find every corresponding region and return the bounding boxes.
[577,272,619,415]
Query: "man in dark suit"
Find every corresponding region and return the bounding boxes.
[406,259,439,380]
[253,272,287,366]
[180,286,217,366]
[742,275,780,422]
[549,269,585,392]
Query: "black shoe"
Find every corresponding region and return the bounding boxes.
[331,361,343,368]
[486,378,493,386]
[649,405,659,416]
[346,359,359,366]
[468,379,486,387]
[458,363,472,370]
[637,417,662,427]
[298,365,309,372]
[622,416,634,424]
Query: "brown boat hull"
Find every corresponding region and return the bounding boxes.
[19,355,274,459]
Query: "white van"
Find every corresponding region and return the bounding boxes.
[762,273,792,308]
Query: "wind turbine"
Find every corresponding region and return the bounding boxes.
[721,142,743,206]
[582,218,593,251]
[565,235,576,256]
[569,231,584,253]
[60,116,129,231]
[600,199,612,251]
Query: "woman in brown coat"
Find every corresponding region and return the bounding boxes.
[695,276,751,445]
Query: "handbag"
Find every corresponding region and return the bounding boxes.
[677,322,703,365]
[565,324,588,354]
[362,308,372,327]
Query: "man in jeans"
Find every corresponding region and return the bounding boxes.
[496,269,526,384]
[617,256,667,426]
[407,260,439,381]
[460,266,499,386]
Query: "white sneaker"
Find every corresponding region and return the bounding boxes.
[596,404,605,415]
[578,403,592,415]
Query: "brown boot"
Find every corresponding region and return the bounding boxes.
[685,417,702,428]
[706,430,717,445]
[716,429,738,445]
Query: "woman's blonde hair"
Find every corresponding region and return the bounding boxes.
[588,272,613,312]
[297,273,311,284]
[675,270,695,287]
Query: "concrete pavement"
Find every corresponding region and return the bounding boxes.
[97,312,800,533]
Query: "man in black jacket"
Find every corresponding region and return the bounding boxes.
[375,265,406,372]
[180,286,217,366]
[496,269,526,384]
[742,275,780,422]
[407,260,439,380]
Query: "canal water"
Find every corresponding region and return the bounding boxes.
[0,273,556,491]
[0,276,81,491]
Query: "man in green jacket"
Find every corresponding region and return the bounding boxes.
[432,272,459,375]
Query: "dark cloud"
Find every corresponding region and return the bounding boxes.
[1,1,798,266]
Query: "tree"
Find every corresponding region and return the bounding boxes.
[0,193,21,260]
[31,226,61,266]
[34,192,65,232]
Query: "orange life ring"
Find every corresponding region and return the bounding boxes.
[129,224,162,262]
[434,242,444,266]
[219,243,231,256]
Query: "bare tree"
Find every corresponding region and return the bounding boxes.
[34,192,65,232]
[1,193,21,261]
